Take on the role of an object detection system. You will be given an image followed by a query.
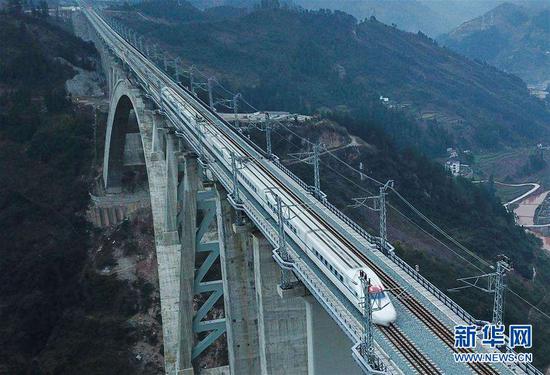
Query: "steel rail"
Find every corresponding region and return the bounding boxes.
[82,8,522,375]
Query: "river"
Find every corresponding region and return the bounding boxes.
[513,190,550,250]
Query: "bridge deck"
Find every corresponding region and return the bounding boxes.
[79,5,536,374]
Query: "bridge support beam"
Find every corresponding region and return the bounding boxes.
[252,233,308,375]
[304,296,361,375]
[176,152,199,374]
[216,187,261,375]
[133,107,182,374]
[165,133,181,236]
[94,33,358,374]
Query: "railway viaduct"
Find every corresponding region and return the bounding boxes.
[73,11,358,375]
[71,5,542,375]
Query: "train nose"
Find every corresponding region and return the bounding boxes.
[386,303,397,324]
[372,301,397,327]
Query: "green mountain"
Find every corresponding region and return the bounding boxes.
[440,2,550,85]
[191,0,504,36]
[0,11,159,374]
[113,1,550,153]
[110,3,550,369]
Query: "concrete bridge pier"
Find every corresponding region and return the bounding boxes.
[304,296,361,375]
[215,189,309,375]
[176,151,200,375]
[252,233,308,375]
[216,188,261,374]
[96,47,344,375]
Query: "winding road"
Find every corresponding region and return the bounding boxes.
[497,181,541,207]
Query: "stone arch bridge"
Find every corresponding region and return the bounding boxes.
[74,15,358,375]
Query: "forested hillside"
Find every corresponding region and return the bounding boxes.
[111,0,550,155]
[110,2,550,369]
[259,115,550,370]
[440,2,550,86]
[0,11,159,374]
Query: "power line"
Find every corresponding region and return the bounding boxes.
[319,146,492,269]
[322,162,488,273]
[509,289,550,321]
[108,14,550,321]
[390,188,493,269]
[322,163,550,319]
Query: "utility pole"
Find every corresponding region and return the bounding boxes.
[449,255,512,327]
[158,80,164,113]
[358,270,386,373]
[230,151,241,205]
[312,143,321,199]
[350,180,394,254]
[274,193,292,289]
[245,112,274,158]
[174,57,180,83]
[492,257,511,326]
[378,180,393,253]
[207,76,215,110]
[190,66,195,94]
[265,113,273,158]
[360,272,375,365]
[228,151,249,225]
[288,143,325,200]
[233,93,241,129]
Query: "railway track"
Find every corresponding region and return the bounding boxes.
[380,324,441,374]
[171,67,499,375]
[90,12,500,374]
[372,262,498,375]
[202,109,500,374]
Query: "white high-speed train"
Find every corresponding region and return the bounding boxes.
[162,87,397,326]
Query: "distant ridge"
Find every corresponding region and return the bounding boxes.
[439,2,550,85]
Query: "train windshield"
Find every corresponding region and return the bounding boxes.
[368,285,385,300]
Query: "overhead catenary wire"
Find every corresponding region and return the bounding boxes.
[197,54,550,318]
[321,161,550,320]
[107,14,550,320]
[321,162,488,273]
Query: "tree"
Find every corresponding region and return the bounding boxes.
[7,0,22,15]
[39,0,48,17]
[261,0,280,9]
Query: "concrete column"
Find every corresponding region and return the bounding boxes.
[165,133,179,236]
[252,233,308,375]
[134,108,181,374]
[151,114,164,160]
[304,297,361,375]
[216,187,260,375]
[177,155,200,375]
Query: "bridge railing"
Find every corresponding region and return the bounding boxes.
[86,11,544,375]
[272,158,310,191]
[384,249,476,324]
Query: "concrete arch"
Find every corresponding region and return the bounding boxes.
[103,77,182,373]
[103,78,147,192]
